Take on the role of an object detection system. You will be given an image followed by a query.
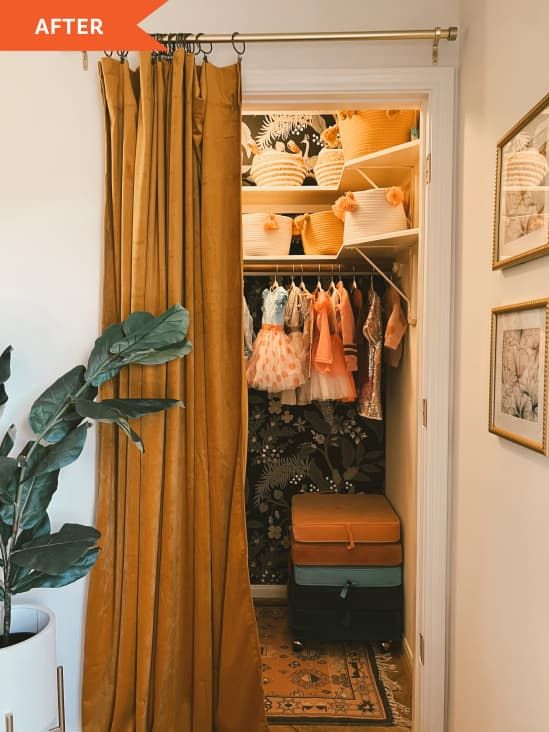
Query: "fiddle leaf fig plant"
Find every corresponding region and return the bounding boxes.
[0,304,192,646]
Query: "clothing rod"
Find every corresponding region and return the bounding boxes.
[151,28,458,44]
[243,270,389,277]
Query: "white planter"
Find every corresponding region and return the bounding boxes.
[0,604,58,731]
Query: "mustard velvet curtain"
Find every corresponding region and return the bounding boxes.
[82,51,267,732]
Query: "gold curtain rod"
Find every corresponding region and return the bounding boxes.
[150,27,458,65]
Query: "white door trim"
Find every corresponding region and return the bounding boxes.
[243,66,456,732]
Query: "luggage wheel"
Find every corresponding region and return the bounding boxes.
[379,641,392,653]
[292,640,305,653]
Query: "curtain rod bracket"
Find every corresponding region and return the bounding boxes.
[432,26,441,65]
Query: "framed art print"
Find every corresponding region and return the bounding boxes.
[489,300,549,454]
[493,93,549,269]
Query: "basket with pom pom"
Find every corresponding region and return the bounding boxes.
[294,211,344,255]
[250,141,308,187]
[242,214,294,256]
[314,124,345,187]
[336,109,419,161]
[333,186,408,244]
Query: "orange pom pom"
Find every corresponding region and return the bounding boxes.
[293,215,308,234]
[264,214,279,231]
[332,192,357,221]
[321,124,341,149]
[385,187,404,207]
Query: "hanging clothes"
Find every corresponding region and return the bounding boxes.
[383,286,408,368]
[247,285,306,393]
[243,295,256,360]
[280,283,313,405]
[351,283,370,392]
[333,280,358,372]
[358,287,384,420]
[310,289,357,402]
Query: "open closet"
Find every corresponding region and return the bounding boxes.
[242,107,421,728]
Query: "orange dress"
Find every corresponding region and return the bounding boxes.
[309,290,356,402]
[247,286,306,393]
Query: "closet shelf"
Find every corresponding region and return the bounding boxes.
[242,140,421,213]
[243,228,419,267]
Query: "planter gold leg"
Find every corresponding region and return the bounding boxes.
[49,666,66,732]
[4,714,13,732]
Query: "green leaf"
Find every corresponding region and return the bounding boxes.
[308,462,332,492]
[115,419,144,452]
[11,523,100,575]
[85,322,126,387]
[90,398,182,419]
[0,385,7,408]
[0,457,18,503]
[31,423,90,476]
[0,517,11,546]
[123,339,192,366]
[12,547,100,593]
[16,513,51,549]
[122,312,155,335]
[29,365,91,443]
[0,425,16,457]
[17,471,60,530]
[0,346,13,384]
[110,305,190,357]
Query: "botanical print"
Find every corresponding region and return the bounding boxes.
[242,113,336,181]
[501,328,540,422]
[246,391,385,584]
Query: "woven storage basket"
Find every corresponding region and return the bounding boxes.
[250,150,307,187]
[295,212,343,255]
[314,148,344,187]
[336,189,408,244]
[242,214,293,256]
[504,149,549,187]
[336,109,418,161]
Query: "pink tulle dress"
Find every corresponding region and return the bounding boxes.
[247,286,306,393]
[310,290,357,402]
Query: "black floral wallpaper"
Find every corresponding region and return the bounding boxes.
[242,113,337,186]
[245,277,386,585]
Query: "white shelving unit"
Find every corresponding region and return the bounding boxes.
[242,139,420,213]
[242,138,420,321]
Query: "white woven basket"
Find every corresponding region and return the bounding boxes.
[250,150,307,187]
[339,189,408,244]
[504,149,549,187]
[314,148,344,187]
[242,214,293,256]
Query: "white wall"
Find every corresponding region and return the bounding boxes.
[0,2,458,729]
[450,2,549,731]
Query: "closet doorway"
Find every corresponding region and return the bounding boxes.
[242,67,455,732]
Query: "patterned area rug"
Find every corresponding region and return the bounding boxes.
[257,607,411,726]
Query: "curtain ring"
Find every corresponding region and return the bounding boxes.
[104,50,113,58]
[117,50,128,63]
[231,32,246,61]
[181,32,192,52]
[193,33,204,56]
[200,38,213,63]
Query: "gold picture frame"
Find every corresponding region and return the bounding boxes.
[489,299,549,454]
[493,93,549,269]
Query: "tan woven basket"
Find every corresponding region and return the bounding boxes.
[504,149,549,187]
[242,214,293,256]
[336,109,419,161]
[295,212,344,255]
[250,150,307,187]
[334,189,408,244]
[314,148,345,187]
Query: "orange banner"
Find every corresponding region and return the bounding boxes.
[0,0,167,51]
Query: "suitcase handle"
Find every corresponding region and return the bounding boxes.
[345,523,355,550]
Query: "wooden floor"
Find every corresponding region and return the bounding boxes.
[267,640,413,732]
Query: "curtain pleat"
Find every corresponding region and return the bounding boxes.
[82,51,267,732]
